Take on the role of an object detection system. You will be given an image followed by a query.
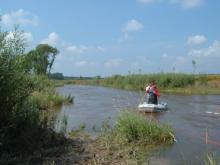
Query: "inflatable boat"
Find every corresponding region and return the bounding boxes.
[138,102,168,113]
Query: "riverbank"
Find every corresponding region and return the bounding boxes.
[55,73,220,95]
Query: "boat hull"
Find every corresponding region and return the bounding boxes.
[138,102,168,112]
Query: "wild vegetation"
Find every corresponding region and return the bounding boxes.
[0,26,74,164]
[60,73,220,94]
[77,111,175,164]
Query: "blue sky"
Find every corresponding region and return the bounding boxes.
[1,0,220,76]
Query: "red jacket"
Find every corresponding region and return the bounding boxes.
[146,84,160,97]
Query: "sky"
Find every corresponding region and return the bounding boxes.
[1,0,220,76]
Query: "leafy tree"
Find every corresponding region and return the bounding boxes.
[26,44,59,75]
[0,26,37,129]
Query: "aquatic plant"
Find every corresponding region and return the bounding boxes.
[115,111,174,145]
[204,152,218,165]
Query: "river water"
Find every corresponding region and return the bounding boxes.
[56,85,220,165]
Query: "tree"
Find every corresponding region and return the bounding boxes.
[26,44,59,75]
[48,72,64,80]
[0,26,35,124]
[192,60,196,74]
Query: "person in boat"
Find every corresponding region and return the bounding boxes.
[146,80,160,104]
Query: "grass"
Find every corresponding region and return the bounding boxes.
[115,111,174,145]
[91,111,175,163]
[29,91,73,110]
[204,152,219,165]
[59,73,220,94]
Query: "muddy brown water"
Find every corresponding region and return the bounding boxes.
[56,85,220,165]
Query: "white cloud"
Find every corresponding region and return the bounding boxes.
[74,61,95,67]
[104,59,123,68]
[181,0,203,8]
[137,0,203,8]
[124,19,144,32]
[187,35,207,45]
[97,46,105,52]
[118,33,129,43]
[41,32,104,54]
[75,61,88,67]
[41,32,60,46]
[23,32,33,44]
[66,45,88,54]
[162,53,168,58]
[188,49,203,57]
[2,9,39,27]
[5,32,14,41]
[131,62,140,68]
[138,0,154,4]
[119,19,143,43]
[188,40,220,57]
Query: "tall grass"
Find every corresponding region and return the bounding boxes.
[96,111,175,163]
[204,152,218,165]
[99,111,174,149]
[63,73,195,91]
[63,73,220,94]
[115,111,174,145]
[29,75,74,110]
[101,73,195,90]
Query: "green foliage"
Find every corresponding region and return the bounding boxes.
[115,111,174,145]
[204,152,218,165]
[99,73,195,90]
[0,25,68,164]
[197,74,208,85]
[29,88,74,110]
[0,26,35,125]
[48,72,64,80]
[99,111,174,149]
[98,111,174,163]
[0,26,44,162]
[25,44,59,75]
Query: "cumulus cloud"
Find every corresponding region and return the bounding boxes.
[104,59,123,68]
[2,9,39,27]
[188,40,220,57]
[138,0,203,8]
[119,19,143,42]
[23,32,33,44]
[41,32,60,46]
[41,32,104,55]
[187,35,207,45]
[124,19,144,32]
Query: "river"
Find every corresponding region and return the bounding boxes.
[56,85,220,165]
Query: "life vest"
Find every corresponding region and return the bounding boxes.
[149,86,154,96]
[146,85,160,97]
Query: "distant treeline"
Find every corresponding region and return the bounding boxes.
[49,72,102,80]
